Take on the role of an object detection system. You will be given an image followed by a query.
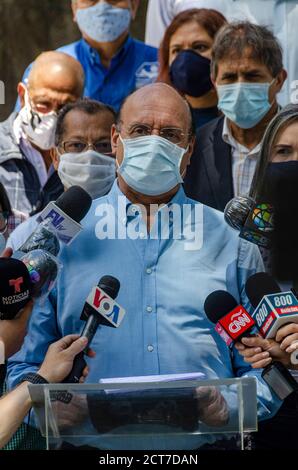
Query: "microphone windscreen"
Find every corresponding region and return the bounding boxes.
[55,186,92,223]
[204,290,238,324]
[98,276,120,300]
[224,196,255,231]
[21,250,59,298]
[0,258,32,319]
[245,272,281,308]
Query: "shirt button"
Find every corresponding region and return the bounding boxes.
[147,345,154,352]
[146,268,152,275]
[140,232,145,239]
[146,306,153,313]
[122,217,127,225]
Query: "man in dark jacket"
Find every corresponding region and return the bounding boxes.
[0,51,84,214]
[184,22,287,211]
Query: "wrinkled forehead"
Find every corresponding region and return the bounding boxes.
[120,92,191,130]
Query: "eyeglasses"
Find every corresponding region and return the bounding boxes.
[59,141,113,155]
[119,123,191,145]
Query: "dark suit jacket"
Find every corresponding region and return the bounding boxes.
[184,116,234,212]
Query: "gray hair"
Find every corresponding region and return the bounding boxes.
[211,21,283,79]
[250,104,298,199]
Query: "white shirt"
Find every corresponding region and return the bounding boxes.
[13,114,48,188]
[145,0,298,106]
[222,117,260,197]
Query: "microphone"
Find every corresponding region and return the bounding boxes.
[64,275,125,384]
[245,273,298,398]
[14,187,92,299]
[0,258,32,320]
[204,290,256,347]
[224,197,274,248]
[246,273,298,339]
[17,186,92,255]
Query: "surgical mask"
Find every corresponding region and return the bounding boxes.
[18,89,57,150]
[217,80,275,129]
[76,1,131,43]
[170,50,213,98]
[58,150,116,199]
[117,135,187,196]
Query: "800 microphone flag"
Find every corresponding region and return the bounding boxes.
[246,273,298,339]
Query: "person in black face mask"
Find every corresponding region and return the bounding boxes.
[157,8,227,132]
[234,104,298,450]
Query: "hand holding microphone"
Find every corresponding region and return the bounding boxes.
[64,275,125,383]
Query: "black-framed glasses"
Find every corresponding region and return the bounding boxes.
[119,123,191,145]
[59,141,113,155]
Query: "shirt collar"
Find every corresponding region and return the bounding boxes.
[106,179,188,227]
[222,117,262,155]
[81,35,133,67]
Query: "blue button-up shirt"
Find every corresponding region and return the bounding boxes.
[16,36,158,112]
[7,181,281,449]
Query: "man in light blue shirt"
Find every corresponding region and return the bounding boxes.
[16,0,158,112]
[7,83,281,450]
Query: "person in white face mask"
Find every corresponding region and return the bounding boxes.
[52,98,117,199]
[7,99,117,252]
[0,51,84,215]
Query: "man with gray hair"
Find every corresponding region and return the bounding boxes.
[184,21,287,212]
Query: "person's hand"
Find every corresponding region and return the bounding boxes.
[195,386,229,427]
[0,300,34,359]
[38,335,95,383]
[1,247,12,258]
[276,323,298,354]
[235,335,290,368]
[52,394,88,430]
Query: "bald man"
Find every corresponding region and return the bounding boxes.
[0,51,84,214]
[7,84,281,450]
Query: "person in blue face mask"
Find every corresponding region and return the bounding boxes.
[183,21,287,212]
[6,83,281,451]
[16,0,158,112]
[157,9,227,132]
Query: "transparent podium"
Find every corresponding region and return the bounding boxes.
[28,377,257,451]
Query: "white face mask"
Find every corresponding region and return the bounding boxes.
[18,88,58,150]
[58,150,116,199]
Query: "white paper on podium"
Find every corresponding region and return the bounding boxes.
[99,372,206,394]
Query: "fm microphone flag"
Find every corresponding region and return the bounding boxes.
[36,185,92,245]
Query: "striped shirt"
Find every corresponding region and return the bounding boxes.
[222,117,260,197]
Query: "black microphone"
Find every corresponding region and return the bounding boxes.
[14,187,92,299]
[0,258,32,320]
[224,197,274,248]
[204,290,256,348]
[64,275,124,384]
[17,186,92,256]
[245,273,298,399]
